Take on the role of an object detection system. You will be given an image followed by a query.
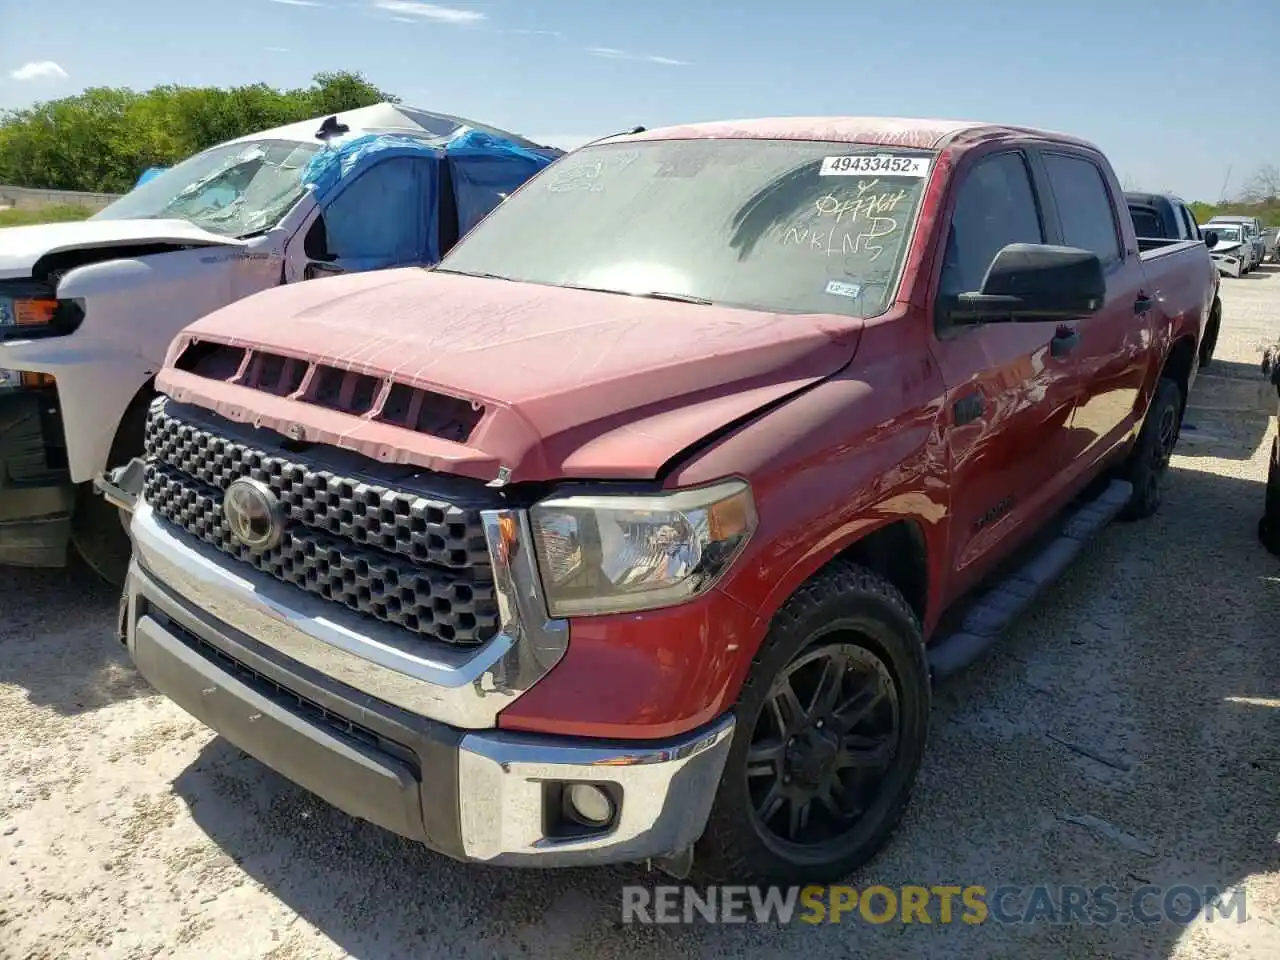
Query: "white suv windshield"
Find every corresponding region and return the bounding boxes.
[93,139,322,238]
[436,138,935,318]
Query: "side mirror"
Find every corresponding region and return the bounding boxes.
[952,243,1105,324]
[304,262,345,281]
[303,214,338,263]
[1203,230,1218,248]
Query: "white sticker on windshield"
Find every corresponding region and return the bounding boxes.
[825,280,862,299]
[819,155,930,178]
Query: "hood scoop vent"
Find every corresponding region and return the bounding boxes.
[174,339,485,444]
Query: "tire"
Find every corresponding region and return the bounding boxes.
[1198,300,1221,370]
[70,485,133,586]
[696,561,931,885]
[70,395,150,586]
[1119,377,1182,521]
[1258,437,1280,557]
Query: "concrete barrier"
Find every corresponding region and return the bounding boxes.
[0,184,122,212]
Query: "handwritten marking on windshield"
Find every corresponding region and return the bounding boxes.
[546,150,640,193]
[778,182,906,262]
[547,162,605,193]
[814,180,908,222]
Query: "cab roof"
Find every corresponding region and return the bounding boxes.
[595,116,1098,152]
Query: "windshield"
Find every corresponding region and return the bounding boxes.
[436,138,935,318]
[1211,225,1242,241]
[93,139,322,238]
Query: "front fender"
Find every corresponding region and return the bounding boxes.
[668,331,950,630]
[0,247,279,482]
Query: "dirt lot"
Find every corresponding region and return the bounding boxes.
[3,270,1280,960]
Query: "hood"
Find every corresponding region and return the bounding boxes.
[159,269,863,484]
[1210,239,1243,255]
[0,217,242,279]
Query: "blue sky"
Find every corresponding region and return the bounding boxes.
[1,0,1277,201]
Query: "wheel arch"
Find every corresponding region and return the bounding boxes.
[748,513,936,636]
[1162,334,1198,415]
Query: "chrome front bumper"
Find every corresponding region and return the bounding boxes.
[125,502,736,866]
[129,499,568,729]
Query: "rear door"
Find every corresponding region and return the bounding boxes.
[929,148,1085,592]
[1035,149,1151,475]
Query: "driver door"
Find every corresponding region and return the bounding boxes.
[929,149,1086,597]
[283,155,440,282]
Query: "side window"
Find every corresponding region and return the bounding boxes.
[1128,206,1162,238]
[1178,204,1201,241]
[1169,203,1189,239]
[321,156,431,265]
[1042,154,1122,264]
[938,152,1044,302]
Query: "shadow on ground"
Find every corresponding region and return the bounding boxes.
[1182,357,1272,460]
[170,459,1280,959]
[0,556,147,715]
[1228,264,1278,282]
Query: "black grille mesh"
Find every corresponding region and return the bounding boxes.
[142,401,499,646]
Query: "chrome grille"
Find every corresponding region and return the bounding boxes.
[141,399,499,646]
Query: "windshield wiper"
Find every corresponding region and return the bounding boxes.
[431,267,514,281]
[558,282,714,305]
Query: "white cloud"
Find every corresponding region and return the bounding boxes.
[371,1,485,23]
[504,28,562,37]
[586,46,689,66]
[9,61,69,81]
[267,0,324,6]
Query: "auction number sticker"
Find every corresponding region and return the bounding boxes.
[819,154,931,177]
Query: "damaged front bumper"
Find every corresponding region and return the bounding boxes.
[1212,253,1243,278]
[93,455,146,515]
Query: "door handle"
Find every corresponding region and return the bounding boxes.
[1134,294,1154,314]
[1050,326,1079,358]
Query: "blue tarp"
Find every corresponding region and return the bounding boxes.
[299,128,557,267]
[446,129,556,235]
[135,166,167,187]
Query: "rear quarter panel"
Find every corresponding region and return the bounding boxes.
[1137,240,1215,393]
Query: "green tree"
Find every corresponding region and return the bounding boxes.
[0,71,396,193]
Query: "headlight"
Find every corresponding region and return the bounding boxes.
[0,295,57,330]
[0,369,56,390]
[529,479,758,617]
[0,293,83,341]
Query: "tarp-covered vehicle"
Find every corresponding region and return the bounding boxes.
[0,103,561,582]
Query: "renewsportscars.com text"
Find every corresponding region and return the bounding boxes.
[621,884,1248,926]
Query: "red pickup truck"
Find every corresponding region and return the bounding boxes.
[116,117,1218,885]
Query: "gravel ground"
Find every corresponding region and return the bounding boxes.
[3,270,1280,960]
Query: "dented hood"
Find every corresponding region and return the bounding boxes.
[160,268,862,484]
[0,217,242,279]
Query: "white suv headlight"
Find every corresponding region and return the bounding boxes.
[528,479,758,617]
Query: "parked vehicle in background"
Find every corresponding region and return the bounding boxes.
[114,117,1219,885]
[1206,215,1265,271]
[1258,342,1280,556]
[1125,191,1222,366]
[1206,222,1251,278]
[0,102,561,583]
[1263,226,1280,263]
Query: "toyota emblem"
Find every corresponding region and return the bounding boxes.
[223,478,285,551]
